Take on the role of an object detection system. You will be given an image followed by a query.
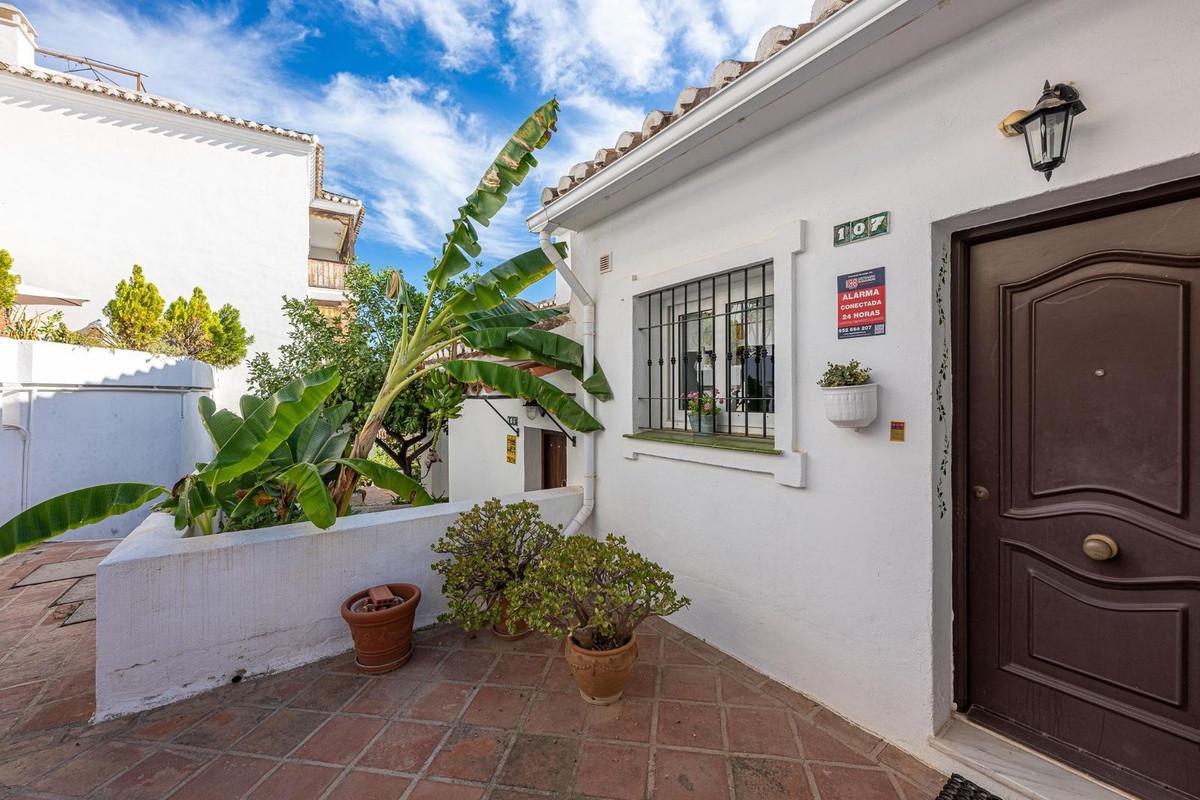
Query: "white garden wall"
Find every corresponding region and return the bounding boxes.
[546,0,1200,770]
[0,339,214,539]
[0,72,314,405]
[94,487,583,720]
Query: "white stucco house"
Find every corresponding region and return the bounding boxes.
[0,3,363,405]
[447,285,586,502]
[506,0,1200,798]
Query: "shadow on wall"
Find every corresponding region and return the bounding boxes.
[0,339,215,540]
[0,94,299,158]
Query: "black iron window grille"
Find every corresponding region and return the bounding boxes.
[636,261,775,439]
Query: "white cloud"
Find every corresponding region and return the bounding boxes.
[14,0,811,276]
[345,0,499,71]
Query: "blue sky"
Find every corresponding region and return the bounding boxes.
[20,0,800,298]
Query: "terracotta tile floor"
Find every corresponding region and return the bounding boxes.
[0,542,947,799]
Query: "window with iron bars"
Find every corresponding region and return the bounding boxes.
[636,262,774,439]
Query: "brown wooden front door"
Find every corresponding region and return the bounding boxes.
[963,192,1200,800]
[541,431,567,489]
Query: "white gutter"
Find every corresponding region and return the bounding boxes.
[540,227,594,537]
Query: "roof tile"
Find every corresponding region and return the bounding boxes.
[540,0,857,208]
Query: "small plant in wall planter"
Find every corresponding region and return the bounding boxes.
[510,534,690,705]
[817,359,878,429]
[431,498,562,639]
[685,389,722,435]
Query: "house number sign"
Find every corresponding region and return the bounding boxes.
[834,211,890,246]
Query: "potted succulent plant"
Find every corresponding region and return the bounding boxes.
[510,534,690,705]
[817,359,878,429]
[431,498,561,639]
[685,389,722,435]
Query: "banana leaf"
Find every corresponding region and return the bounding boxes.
[0,483,168,556]
[201,367,339,486]
[507,328,612,401]
[427,99,559,291]
[331,458,434,507]
[458,300,566,330]
[441,359,603,432]
[197,396,244,450]
[448,243,566,316]
[279,464,336,528]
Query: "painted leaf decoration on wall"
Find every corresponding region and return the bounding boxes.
[0,483,169,557]
[200,367,340,486]
[441,359,603,432]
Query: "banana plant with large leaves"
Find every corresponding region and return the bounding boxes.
[0,368,433,556]
[329,98,610,513]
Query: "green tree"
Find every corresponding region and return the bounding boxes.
[248,264,463,478]
[104,265,164,350]
[163,287,216,356]
[206,303,252,368]
[328,98,611,513]
[0,249,17,331]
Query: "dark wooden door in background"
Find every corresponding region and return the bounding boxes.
[965,194,1200,800]
[541,431,566,489]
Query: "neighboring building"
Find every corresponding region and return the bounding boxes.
[447,290,584,501]
[0,4,363,404]
[520,1,1200,798]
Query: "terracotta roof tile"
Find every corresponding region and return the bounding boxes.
[541,0,855,207]
[0,61,315,143]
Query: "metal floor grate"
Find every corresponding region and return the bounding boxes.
[937,774,1003,800]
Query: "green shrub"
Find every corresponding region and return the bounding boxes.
[207,304,252,368]
[104,265,165,350]
[817,359,871,387]
[431,498,561,631]
[0,249,18,324]
[509,534,690,651]
[163,287,216,355]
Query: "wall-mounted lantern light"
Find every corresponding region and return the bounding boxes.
[998,81,1086,181]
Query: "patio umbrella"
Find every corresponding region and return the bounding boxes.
[14,283,88,306]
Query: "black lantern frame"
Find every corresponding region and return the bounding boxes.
[1012,81,1086,181]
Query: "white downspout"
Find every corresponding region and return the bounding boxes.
[540,226,595,537]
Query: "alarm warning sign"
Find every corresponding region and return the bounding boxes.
[837,267,886,339]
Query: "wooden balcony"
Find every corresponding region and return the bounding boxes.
[308,258,346,290]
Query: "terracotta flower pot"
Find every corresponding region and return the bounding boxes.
[564,634,639,705]
[490,595,532,640]
[340,583,421,675]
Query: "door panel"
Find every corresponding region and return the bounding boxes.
[966,195,1200,800]
[541,431,566,489]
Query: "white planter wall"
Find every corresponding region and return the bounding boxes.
[94,487,583,720]
[0,73,314,405]
[0,339,214,539]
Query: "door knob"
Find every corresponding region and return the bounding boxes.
[1082,534,1119,561]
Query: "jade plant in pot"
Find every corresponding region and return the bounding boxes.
[431,498,561,639]
[510,534,690,705]
[685,389,722,435]
[817,359,878,429]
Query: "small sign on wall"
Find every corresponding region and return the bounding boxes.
[834,211,890,246]
[890,421,906,442]
[506,435,517,464]
[837,267,886,339]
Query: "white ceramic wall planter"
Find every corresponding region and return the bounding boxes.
[821,383,879,429]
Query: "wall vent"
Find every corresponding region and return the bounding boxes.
[598,253,612,274]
